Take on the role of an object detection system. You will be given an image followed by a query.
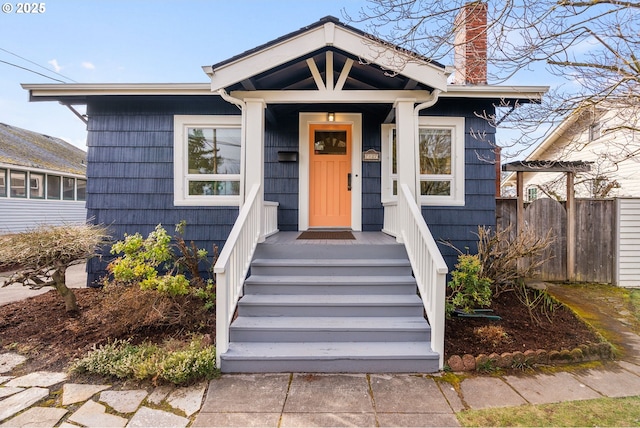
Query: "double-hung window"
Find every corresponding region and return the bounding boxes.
[174,115,243,206]
[0,168,6,197]
[382,116,465,206]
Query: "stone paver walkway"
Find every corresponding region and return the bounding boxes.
[2,355,640,426]
[0,354,206,427]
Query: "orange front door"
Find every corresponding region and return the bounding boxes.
[309,123,352,228]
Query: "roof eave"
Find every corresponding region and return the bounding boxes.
[22,83,213,102]
[443,85,549,101]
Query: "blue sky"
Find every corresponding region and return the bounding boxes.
[0,0,549,152]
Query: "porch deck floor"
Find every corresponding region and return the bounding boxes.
[264,231,398,245]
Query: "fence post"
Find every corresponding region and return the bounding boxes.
[566,171,575,281]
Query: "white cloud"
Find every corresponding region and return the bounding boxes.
[82,62,95,70]
[48,59,62,72]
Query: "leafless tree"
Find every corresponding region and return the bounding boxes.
[347,1,640,160]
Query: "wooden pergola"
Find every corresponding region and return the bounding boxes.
[502,160,592,281]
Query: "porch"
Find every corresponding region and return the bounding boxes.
[214,183,448,373]
[261,230,398,245]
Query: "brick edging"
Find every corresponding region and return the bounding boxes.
[446,342,614,371]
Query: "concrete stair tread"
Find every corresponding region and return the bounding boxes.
[221,341,438,360]
[245,275,417,284]
[253,243,409,260]
[251,258,411,267]
[231,316,430,330]
[239,294,422,306]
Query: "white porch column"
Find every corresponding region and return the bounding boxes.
[244,98,266,241]
[394,98,417,244]
[395,99,417,199]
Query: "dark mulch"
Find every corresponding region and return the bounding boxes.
[0,287,215,375]
[445,290,602,358]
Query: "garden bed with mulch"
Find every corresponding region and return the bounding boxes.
[0,285,608,375]
[445,290,610,371]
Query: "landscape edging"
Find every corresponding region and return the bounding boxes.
[446,342,614,371]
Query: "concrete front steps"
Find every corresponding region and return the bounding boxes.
[219,243,440,373]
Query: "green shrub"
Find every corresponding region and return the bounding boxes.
[106,223,215,302]
[71,337,217,385]
[446,254,493,316]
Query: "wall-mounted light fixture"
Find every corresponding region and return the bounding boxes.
[327,112,335,122]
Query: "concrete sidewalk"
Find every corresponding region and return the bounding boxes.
[191,361,640,427]
[2,358,640,427]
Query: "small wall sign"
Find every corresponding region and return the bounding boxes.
[362,149,381,162]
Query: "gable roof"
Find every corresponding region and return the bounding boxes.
[501,105,604,186]
[0,123,86,175]
[22,16,548,104]
[202,16,449,93]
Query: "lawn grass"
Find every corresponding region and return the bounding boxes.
[457,396,640,427]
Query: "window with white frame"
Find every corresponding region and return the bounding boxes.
[174,115,243,206]
[47,175,61,199]
[382,117,465,205]
[589,121,601,142]
[0,168,6,197]
[63,177,75,200]
[10,171,27,198]
[30,172,45,199]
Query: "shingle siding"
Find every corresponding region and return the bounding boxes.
[361,110,385,231]
[264,112,299,232]
[84,96,496,284]
[421,99,497,270]
[85,96,241,285]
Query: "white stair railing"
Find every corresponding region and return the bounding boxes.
[398,183,448,369]
[214,183,262,368]
[262,201,279,239]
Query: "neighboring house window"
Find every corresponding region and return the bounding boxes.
[30,172,45,199]
[174,115,243,206]
[0,168,6,197]
[63,177,75,200]
[527,187,538,202]
[382,117,465,205]
[77,179,87,201]
[589,122,601,142]
[47,175,61,199]
[10,171,27,198]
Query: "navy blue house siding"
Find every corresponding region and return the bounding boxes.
[85,96,240,285]
[84,96,496,285]
[421,99,497,270]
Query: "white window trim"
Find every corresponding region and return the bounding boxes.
[381,124,396,204]
[173,115,243,206]
[382,116,465,206]
[417,116,465,206]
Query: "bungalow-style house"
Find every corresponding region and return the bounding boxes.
[0,122,87,234]
[22,8,547,372]
[502,104,640,200]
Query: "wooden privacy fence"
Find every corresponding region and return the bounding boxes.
[496,198,636,285]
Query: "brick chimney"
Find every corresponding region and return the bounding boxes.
[453,1,487,85]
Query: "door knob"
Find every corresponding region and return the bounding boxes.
[347,173,352,191]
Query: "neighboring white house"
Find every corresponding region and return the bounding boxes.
[0,122,87,234]
[502,105,640,200]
